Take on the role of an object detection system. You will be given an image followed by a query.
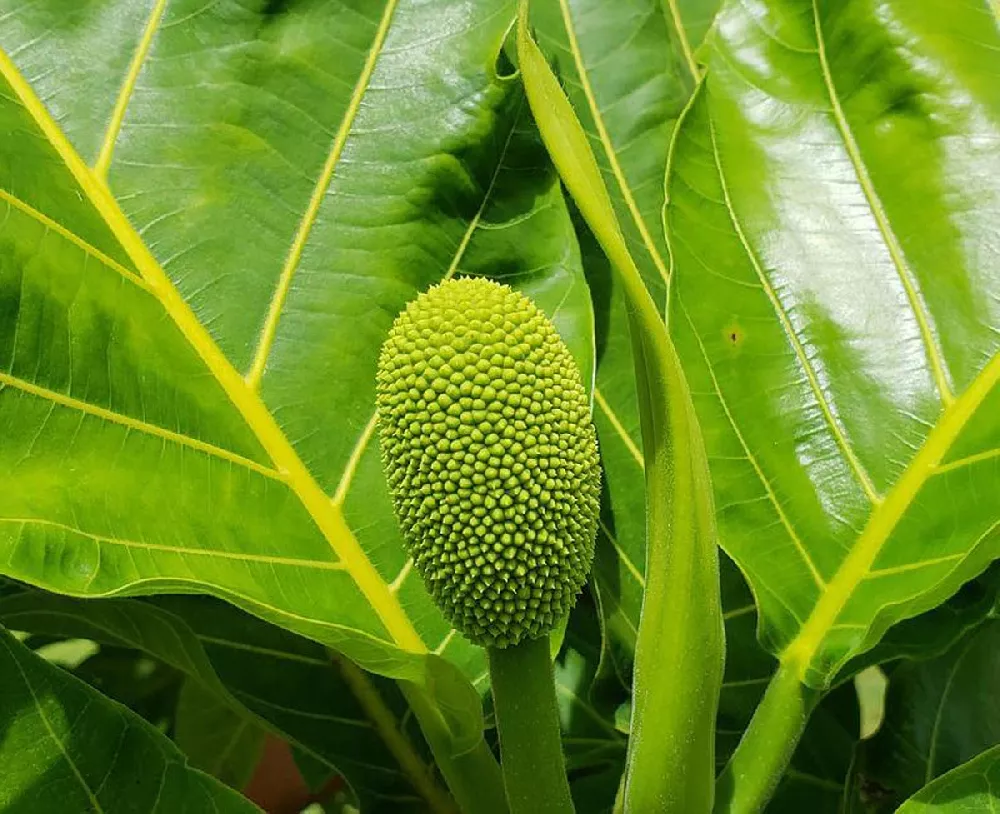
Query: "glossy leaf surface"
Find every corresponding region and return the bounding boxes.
[0,0,593,706]
[668,0,1000,687]
[0,626,259,813]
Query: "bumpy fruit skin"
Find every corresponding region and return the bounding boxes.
[376,278,601,648]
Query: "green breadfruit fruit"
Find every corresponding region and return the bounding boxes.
[376,277,601,648]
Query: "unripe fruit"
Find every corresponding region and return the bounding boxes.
[376,278,601,648]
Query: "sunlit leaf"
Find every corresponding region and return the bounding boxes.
[0,0,593,734]
[668,0,1000,689]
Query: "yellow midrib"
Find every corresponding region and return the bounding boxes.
[782,350,1000,678]
[0,47,426,654]
[557,0,672,288]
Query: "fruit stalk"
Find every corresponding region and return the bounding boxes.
[488,636,574,814]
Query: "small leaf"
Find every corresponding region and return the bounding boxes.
[0,626,259,813]
[894,745,1000,814]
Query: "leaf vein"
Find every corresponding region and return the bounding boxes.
[244,0,400,391]
[0,370,283,481]
[93,0,169,178]
[707,114,882,505]
[812,0,954,405]
[0,188,149,291]
[0,516,347,571]
[557,0,671,286]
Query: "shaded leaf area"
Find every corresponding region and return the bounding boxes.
[0,626,259,813]
[529,0,695,312]
[852,619,1000,812]
[895,745,1000,814]
[0,588,445,813]
[838,562,1000,683]
[0,0,594,699]
[668,0,1000,688]
[175,681,267,792]
[71,642,182,734]
[557,598,628,814]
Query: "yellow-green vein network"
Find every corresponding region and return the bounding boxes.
[376,278,601,648]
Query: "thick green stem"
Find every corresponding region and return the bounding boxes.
[488,636,574,814]
[401,683,509,814]
[714,661,817,814]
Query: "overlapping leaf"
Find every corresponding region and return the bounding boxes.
[853,619,1000,811]
[0,626,259,813]
[667,0,1000,687]
[174,681,266,792]
[0,0,594,705]
[0,588,451,813]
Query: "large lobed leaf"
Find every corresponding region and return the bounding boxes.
[668,0,1000,687]
[0,0,594,712]
[0,626,259,813]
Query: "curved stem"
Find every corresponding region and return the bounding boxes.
[488,636,574,814]
[713,661,817,814]
[401,683,509,814]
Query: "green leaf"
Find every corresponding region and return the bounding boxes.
[0,0,592,713]
[0,588,459,812]
[517,4,724,811]
[667,0,1000,691]
[175,680,267,792]
[0,625,259,813]
[894,745,1000,814]
[852,619,1000,812]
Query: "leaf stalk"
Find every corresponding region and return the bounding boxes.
[713,661,817,814]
